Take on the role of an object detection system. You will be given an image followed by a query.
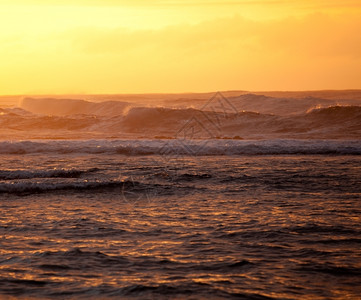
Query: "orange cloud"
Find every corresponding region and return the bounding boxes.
[0,1,360,94]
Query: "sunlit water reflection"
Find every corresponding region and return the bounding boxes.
[0,154,360,299]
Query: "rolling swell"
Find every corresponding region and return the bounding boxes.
[20,97,130,116]
[0,168,99,180]
[0,179,141,195]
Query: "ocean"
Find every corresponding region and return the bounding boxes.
[0,92,361,299]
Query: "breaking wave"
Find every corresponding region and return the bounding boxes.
[1,96,360,139]
[0,139,360,156]
[307,105,361,118]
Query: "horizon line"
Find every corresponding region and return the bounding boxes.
[1,88,361,98]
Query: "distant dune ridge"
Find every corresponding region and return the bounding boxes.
[0,90,360,140]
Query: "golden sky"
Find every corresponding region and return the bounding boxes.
[0,0,360,94]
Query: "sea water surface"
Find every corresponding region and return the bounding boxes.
[0,139,361,299]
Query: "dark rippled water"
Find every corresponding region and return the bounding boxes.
[1,149,361,299]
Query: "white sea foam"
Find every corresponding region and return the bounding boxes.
[0,140,360,156]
